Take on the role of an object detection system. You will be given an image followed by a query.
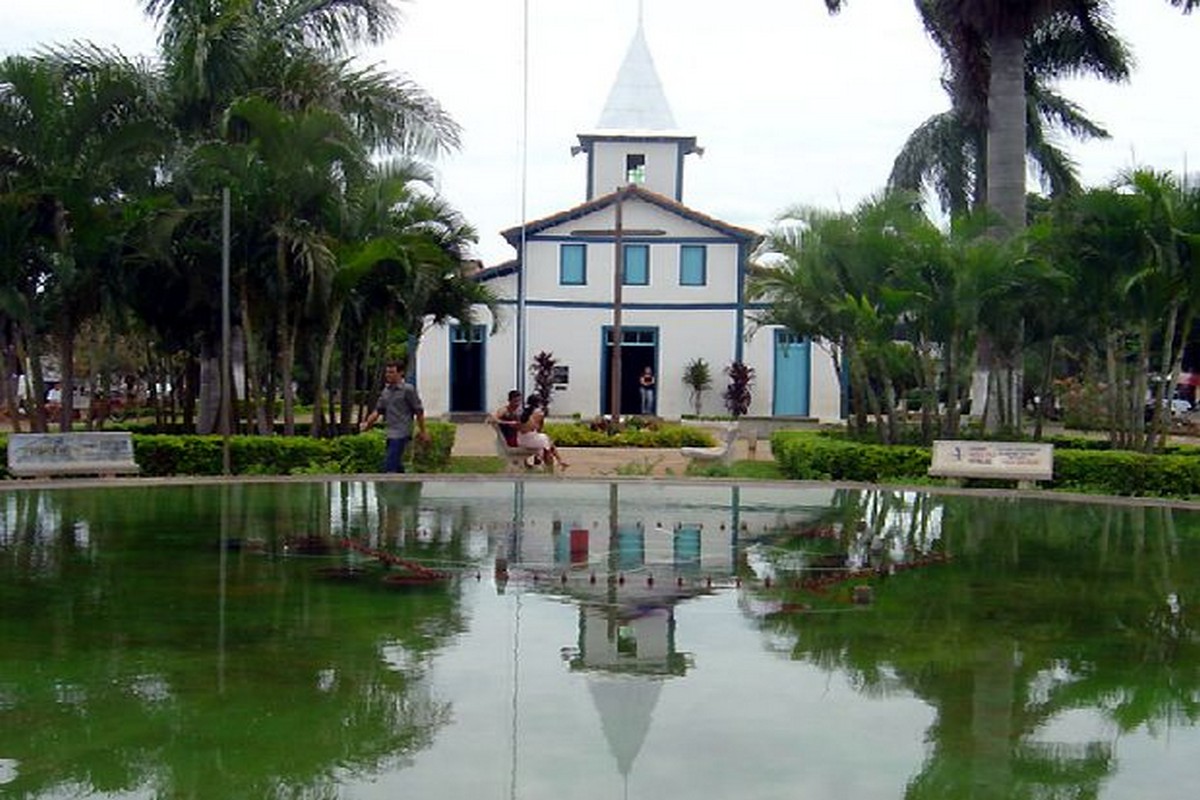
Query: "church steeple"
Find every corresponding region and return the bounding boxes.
[595,9,676,132]
[574,3,701,202]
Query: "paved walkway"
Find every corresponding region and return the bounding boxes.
[451,422,773,478]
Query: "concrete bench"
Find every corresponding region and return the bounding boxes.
[6,432,139,478]
[489,422,551,473]
[929,439,1053,488]
[680,423,739,467]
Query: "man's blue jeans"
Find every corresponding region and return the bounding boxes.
[384,437,411,473]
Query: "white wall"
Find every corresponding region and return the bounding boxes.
[415,195,845,422]
[588,140,683,200]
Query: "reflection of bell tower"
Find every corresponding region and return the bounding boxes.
[567,600,694,796]
[573,604,686,674]
[588,675,662,790]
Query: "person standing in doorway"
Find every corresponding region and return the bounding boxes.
[639,366,656,415]
[363,360,430,473]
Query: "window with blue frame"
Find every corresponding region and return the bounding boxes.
[623,244,649,285]
[559,243,586,285]
[680,245,706,286]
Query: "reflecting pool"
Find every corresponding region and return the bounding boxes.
[2,480,1199,799]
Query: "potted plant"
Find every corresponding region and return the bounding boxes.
[723,361,754,418]
[682,357,712,416]
[529,351,558,413]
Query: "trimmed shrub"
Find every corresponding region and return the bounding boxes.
[772,429,1200,498]
[1053,449,1200,497]
[128,421,455,477]
[771,430,928,482]
[545,422,715,448]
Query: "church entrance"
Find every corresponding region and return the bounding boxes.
[449,324,486,413]
[601,326,658,416]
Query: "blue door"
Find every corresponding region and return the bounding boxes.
[773,330,810,416]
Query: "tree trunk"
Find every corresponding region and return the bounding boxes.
[338,326,355,435]
[944,332,963,437]
[986,32,1027,233]
[241,284,271,435]
[27,347,46,433]
[977,32,1028,435]
[196,346,221,435]
[58,318,76,433]
[1135,324,1152,452]
[882,374,899,445]
[918,340,936,444]
[1104,330,1123,448]
[0,325,21,433]
[273,239,297,436]
[311,302,344,438]
[1033,338,1055,441]
[1150,302,1183,452]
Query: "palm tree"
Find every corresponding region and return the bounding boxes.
[221,95,367,435]
[312,159,439,436]
[347,188,495,383]
[1117,170,1200,449]
[144,0,458,156]
[891,3,1129,218]
[753,193,935,441]
[823,0,1199,232]
[143,0,462,433]
[0,46,167,431]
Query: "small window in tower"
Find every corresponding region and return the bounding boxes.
[626,154,646,185]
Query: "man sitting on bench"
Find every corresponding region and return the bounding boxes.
[490,390,523,447]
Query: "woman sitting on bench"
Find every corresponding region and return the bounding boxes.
[518,394,568,470]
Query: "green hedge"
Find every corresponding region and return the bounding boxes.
[771,431,929,482]
[545,422,716,448]
[0,423,455,479]
[771,430,1200,498]
[1052,449,1200,497]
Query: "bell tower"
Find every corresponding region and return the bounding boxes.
[573,4,701,202]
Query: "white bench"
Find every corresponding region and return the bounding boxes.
[929,439,1053,488]
[680,423,739,467]
[6,432,139,478]
[489,422,551,473]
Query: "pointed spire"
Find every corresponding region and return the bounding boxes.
[596,8,677,132]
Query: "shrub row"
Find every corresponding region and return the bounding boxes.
[1052,449,1200,497]
[770,431,930,482]
[0,422,455,479]
[771,430,1200,498]
[545,422,716,448]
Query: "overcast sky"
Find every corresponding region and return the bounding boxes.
[2,0,1197,264]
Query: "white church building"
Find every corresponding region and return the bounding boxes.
[416,19,842,422]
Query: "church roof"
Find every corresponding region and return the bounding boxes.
[498,184,759,249]
[594,16,677,133]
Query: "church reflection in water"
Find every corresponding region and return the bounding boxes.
[475,481,836,790]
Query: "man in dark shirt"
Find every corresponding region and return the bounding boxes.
[490,389,523,446]
[363,361,430,472]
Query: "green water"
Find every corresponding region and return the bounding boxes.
[1,481,1198,799]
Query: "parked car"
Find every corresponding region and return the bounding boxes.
[1145,397,1193,422]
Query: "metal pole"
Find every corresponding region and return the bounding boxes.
[221,187,232,475]
[516,0,530,397]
